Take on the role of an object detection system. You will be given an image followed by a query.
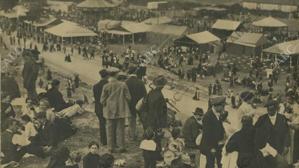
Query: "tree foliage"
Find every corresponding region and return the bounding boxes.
[0,0,19,12]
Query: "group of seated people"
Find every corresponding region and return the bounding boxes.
[1,79,86,167]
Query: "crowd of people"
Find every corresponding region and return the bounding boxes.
[1,1,299,168]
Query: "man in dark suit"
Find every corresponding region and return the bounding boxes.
[253,100,289,168]
[183,107,204,148]
[125,66,147,140]
[200,96,226,168]
[46,79,70,112]
[93,69,109,146]
[22,51,39,103]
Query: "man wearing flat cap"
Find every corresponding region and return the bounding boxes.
[252,100,290,168]
[200,96,226,168]
[93,69,109,146]
[100,67,131,153]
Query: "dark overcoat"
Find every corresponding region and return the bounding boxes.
[142,88,167,130]
[125,76,147,117]
[93,79,108,117]
[199,110,225,155]
[22,58,39,90]
[46,88,68,112]
[182,116,202,148]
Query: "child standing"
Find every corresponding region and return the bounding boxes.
[83,141,101,168]
[139,128,158,168]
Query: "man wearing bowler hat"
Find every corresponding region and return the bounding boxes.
[200,96,226,168]
[100,67,131,153]
[183,107,204,148]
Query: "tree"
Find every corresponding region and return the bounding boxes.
[0,0,19,12]
[23,0,47,21]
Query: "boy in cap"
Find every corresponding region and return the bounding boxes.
[101,67,131,153]
[200,96,226,168]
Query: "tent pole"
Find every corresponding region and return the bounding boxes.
[123,34,125,46]
[132,33,134,45]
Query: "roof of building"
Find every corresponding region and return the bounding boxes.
[147,24,188,36]
[263,39,299,55]
[77,0,122,8]
[142,16,173,25]
[186,31,220,44]
[212,19,241,31]
[252,16,288,28]
[46,1,74,12]
[24,16,59,27]
[98,20,149,33]
[227,31,267,47]
[45,20,97,37]
[243,0,299,5]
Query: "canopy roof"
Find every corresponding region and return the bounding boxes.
[212,19,241,31]
[227,31,267,47]
[186,31,220,44]
[243,0,299,5]
[98,20,149,34]
[24,16,59,27]
[148,24,187,36]
[46,1,74,12]
[142,16,172,25]
[77,0,122,8]
[252,17,287,28]
[45,20,97,37]
[263,39,299,56]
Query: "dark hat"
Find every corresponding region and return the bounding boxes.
[209,96,226,106]
[117,71,128,80]
[99,69,109,78]
[265,100,278,108]
[241,115,253,126]
[153,75,167,87]
[193,107,204,116]
[127,66,137,74]
[240,91,254,102]
[51,79,60,86]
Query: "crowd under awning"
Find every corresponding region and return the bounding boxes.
[252,16,288,28]
[45,20,97,38]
